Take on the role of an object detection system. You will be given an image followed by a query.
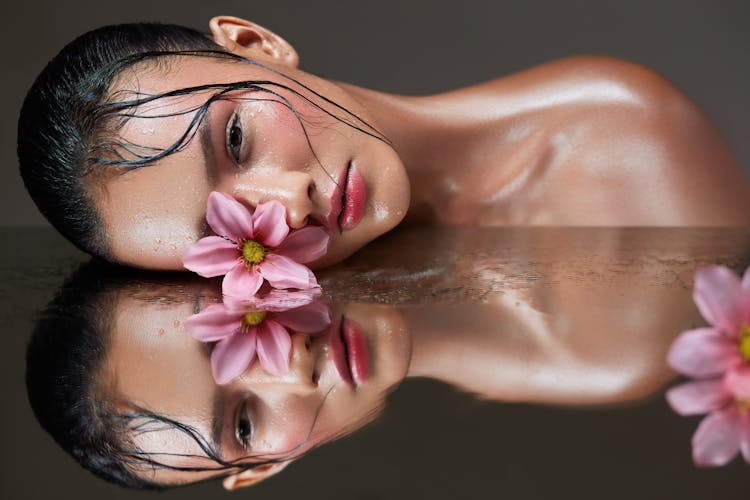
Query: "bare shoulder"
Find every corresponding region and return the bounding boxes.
[547,56,750,225]
[438,56,750,225]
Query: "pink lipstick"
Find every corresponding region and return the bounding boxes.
[328,315,370,386]
[339,166,366,231]
[325,162,366,234]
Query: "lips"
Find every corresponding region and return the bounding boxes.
[327,315,370,386]
[326,162,366,234]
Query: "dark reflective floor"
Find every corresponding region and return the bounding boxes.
[2,227,748,499]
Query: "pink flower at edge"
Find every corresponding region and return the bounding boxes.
[185,293,332,385]
[667,265,750,378]
[182,192,330,298]
[666,365,750,466]
[664,264,750,467]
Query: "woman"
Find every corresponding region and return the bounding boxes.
[18,17,750,271]
[30,226,741,490]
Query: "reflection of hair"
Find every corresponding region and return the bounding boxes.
[25,260,292,489]
[18,23,389,260]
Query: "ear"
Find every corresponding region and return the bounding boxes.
[209,16,299,68]
[222,460,292,490]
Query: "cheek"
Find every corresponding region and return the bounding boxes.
[255,398,322,455]
[250,96,326,169]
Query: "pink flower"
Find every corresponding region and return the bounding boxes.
[665,264,750,467]
[667,265,750,378]
[182,192,330,298]
[186,291,331,384]
[666,366,750,466]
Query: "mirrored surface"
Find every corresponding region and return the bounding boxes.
[3,226,749,498]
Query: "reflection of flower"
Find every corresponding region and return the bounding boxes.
[666,264,750,467]
[186,291,331,384]
[182,192,329,298]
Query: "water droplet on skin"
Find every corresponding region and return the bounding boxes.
[373,202,389,221]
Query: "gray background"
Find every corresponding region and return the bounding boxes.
[4,0,750,228]
[3,1,750,499]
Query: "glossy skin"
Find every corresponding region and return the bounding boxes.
[365,57,750,227]
[97,16,750,271]
[99,34,410,270]
[103,294,410,487]
[97,226,745,488]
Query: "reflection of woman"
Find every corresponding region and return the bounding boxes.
[30,226,736,491]
[18,16,750,270]
[27,263,411,490]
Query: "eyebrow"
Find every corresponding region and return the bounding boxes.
[210,387,225,458]
[199,104,217,184]
[196,105,217,237]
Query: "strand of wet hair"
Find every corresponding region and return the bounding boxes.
[104,386,334,475]
[93,86,336,188]
[104,49,390,144]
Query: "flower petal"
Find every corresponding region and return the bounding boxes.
[667,327,738,377]
[185,304,242,342]
[740,413,750,464]
[742,265,750,292]
[182,236,239,277]
[724,365,750,401]
[255,320,291,376]
[256,289,318,311]
[223,262,264,298]
[259,254,318,290]
[252,200,289,248]
[666,379,729,416]
[692,405,742,467]
[693,265,743,334]
[273,301,332,334]
[211,331,257,385]
[740,266,750,325]
[275,226,330,263]
[206,191,254,242]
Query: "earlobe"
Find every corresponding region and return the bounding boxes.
[209,16,299,68]
[222,460,292,490]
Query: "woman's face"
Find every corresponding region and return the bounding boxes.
[102,293,410,487]
[97,47,410,270]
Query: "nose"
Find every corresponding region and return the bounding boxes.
[232,171,316,229]
[237,334,317,395]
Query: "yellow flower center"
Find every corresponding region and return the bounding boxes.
[738,399,750,416]
[739,323,750,363]
[241,240,266,267]
[243,311,267,328]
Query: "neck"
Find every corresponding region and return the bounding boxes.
[334,83,471,224]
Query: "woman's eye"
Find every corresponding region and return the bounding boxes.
[236,401,253,449]
[228,114,243,164]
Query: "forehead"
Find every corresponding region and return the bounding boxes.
[97,57,253,269]
[107,295,214,416]
[105,295,225,480]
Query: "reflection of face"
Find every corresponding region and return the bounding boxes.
[103,293,411,485]
[97,56,410,270]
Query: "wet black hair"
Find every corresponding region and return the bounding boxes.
[18,22,389,261]
[25,260,322,489]
[17,23,222,259]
